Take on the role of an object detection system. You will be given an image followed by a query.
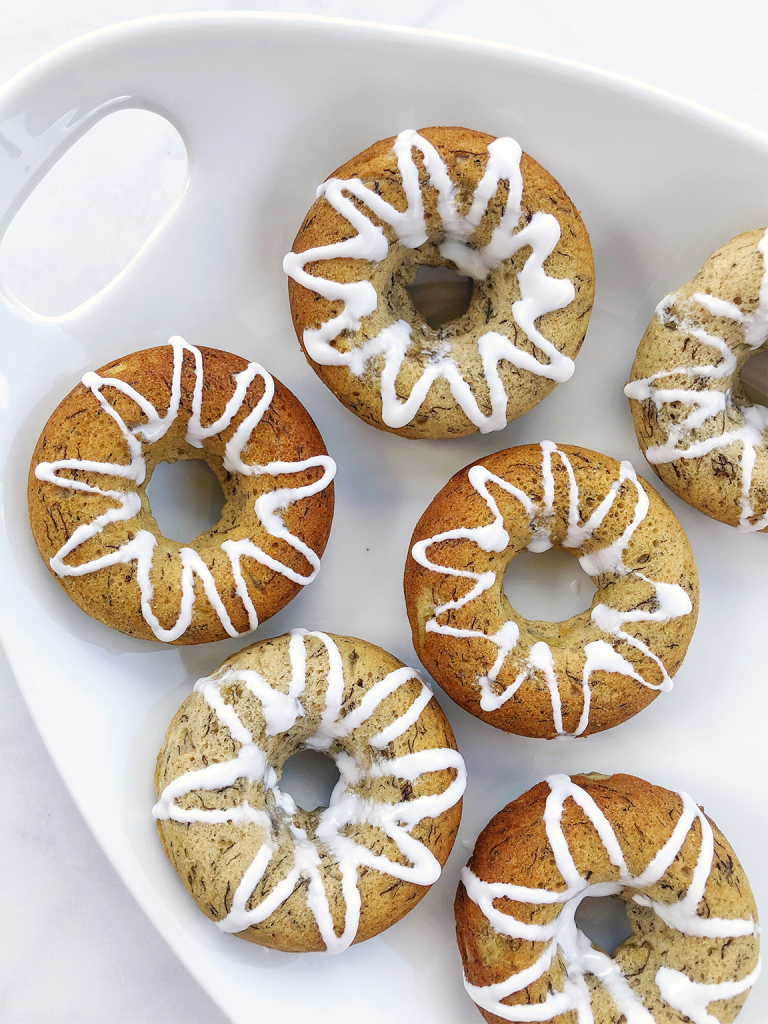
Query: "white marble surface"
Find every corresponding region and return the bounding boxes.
[1,2,766,1022]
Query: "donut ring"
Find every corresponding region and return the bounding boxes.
[625,228,768,531]
[28,339,336,644]
[455,773,760,1024]
[404,442,698,738]
[284,126,594,439]
[153,629,466,953]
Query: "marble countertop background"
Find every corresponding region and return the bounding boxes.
[1,2,766,1022]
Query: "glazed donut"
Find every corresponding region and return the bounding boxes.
[404,442,698,738]
[625,228,768,531]
[153,629,466,953]
[284,126,594,439]
[28,339,335,644]
[455,773,760,1024]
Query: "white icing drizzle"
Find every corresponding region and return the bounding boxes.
[655,962,762,1024]
[624,228,768,532]
[34,338,336,642]
[153,629,467,954]
[461,774,760,1023]
[283,130,576,433]
[410,441,692,737]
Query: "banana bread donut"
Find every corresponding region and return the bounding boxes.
[284,126,594,439]
[404,442,698,738]
[625,228,768,531]
[455,773,760,1024]
[28,339,336,644]
[153,629,466,953]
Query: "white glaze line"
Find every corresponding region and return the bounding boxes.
[624,227,768,532]
[411,442,692,736]
[656,961,762,1024]
[35,338,336,642]
[283,130,576,433]
[154,629,467,954]
[462,775,759,1022]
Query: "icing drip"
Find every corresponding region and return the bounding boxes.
[655,963,762,1024]
[624,227,768,532]
[34,338,336,641]
[410,442,692,737]
[153,629,467,954]
[283,130,576,433]
[462,775,760,1022]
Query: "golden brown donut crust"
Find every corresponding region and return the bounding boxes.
[28,344,334,644]
[287,126,595,439]
[154,632,464,952]
[626,228,768,531]
[404,443,698,738]
[455,773,760,1024]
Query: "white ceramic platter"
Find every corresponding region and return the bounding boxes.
[1,14,766,1024]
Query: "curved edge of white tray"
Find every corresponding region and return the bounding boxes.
[1,11,767,149]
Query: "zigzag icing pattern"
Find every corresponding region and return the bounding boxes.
[283,129,576,433]
[461,774,760,1023]
[34,338,336,641]
[624,228,768,532]
[153,629,467,953]
[411,442,692,737]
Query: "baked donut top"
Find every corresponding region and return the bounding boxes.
[625,227,768,532]
[284,128,589,435]
[32,338,336,642]
[154,629,466,953]
[409,442,694,737]
[460,774,760,1023]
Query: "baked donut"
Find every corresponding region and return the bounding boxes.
[153,629,466,953]
[625,228,768,531]
[455,773,760,1023]
[404,442,698,738]
[284,126,594,439]
[28,339,335,643]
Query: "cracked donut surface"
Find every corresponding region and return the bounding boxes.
[625,228,768,532]
[455,773,760,1024]
[285,126,594,439]
[28,340,335,643]
[404,442,698,738]
[154,630,466,952]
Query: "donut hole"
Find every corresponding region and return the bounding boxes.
[279,748,340,812]
[741,349,768,407]
[574,894,634,956]
[406,263,473,329]
[503,548,597,623]
[145,457,225,543]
